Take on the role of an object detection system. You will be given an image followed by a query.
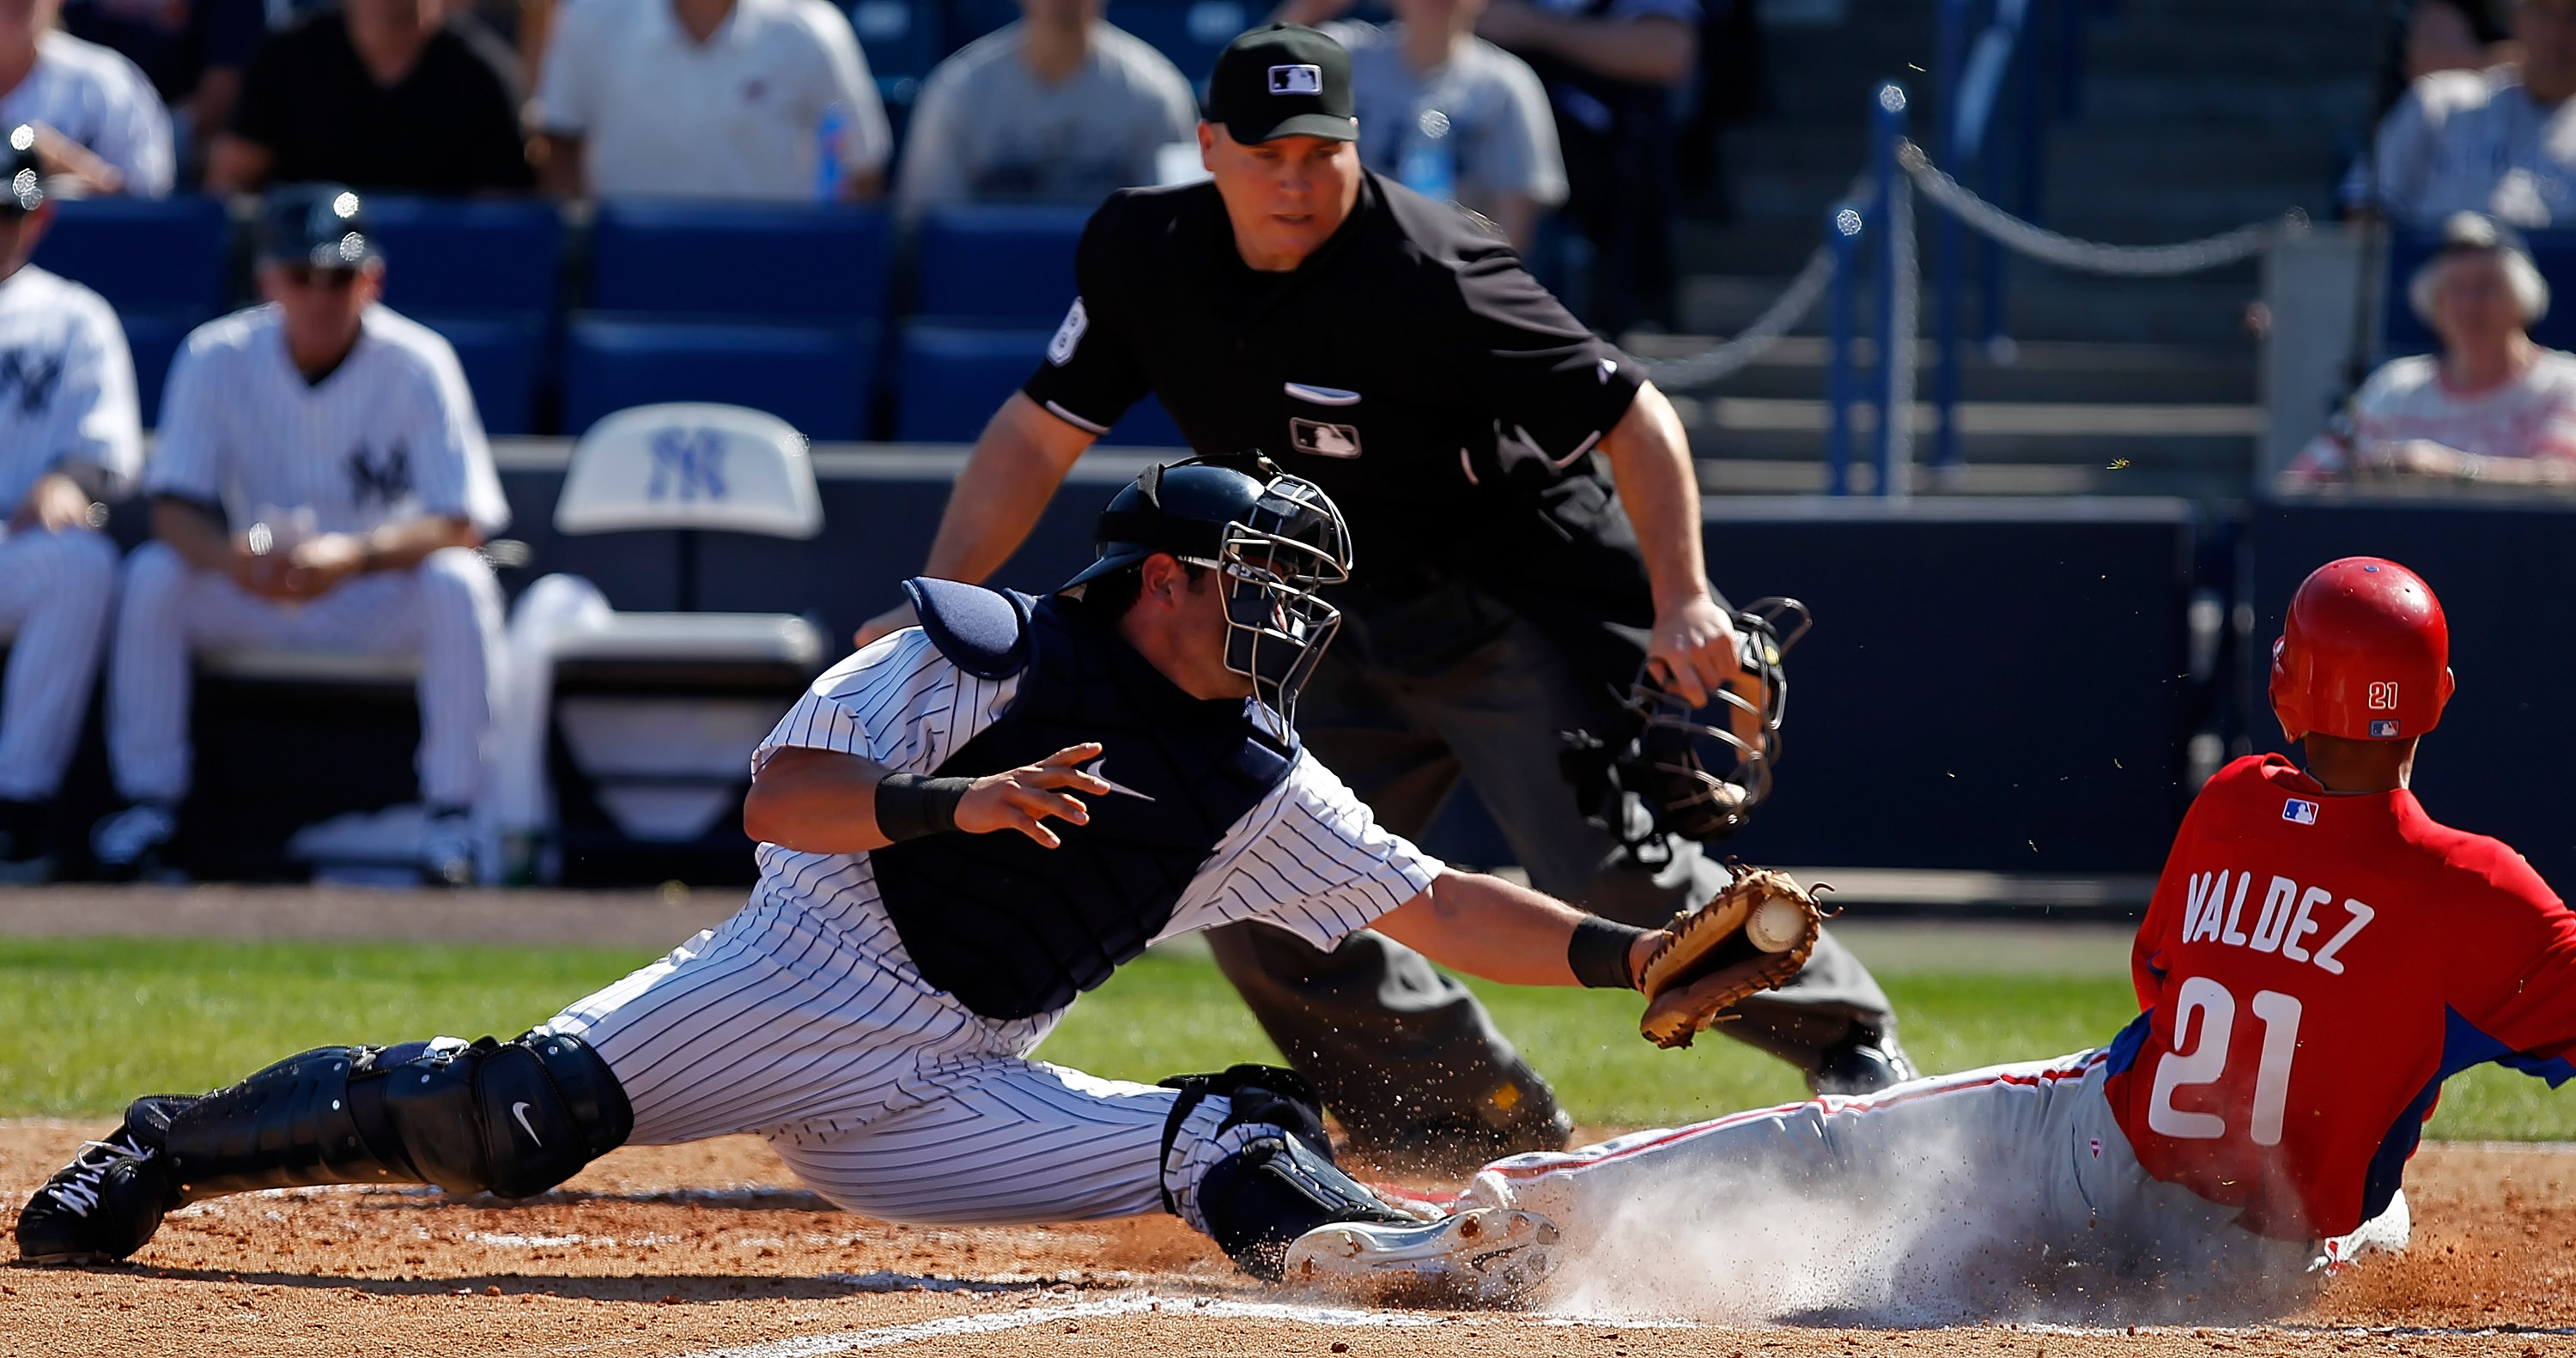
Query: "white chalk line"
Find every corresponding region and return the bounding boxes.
[677,1295,1457,1358]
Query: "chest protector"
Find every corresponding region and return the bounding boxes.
[871,579,1298,1020]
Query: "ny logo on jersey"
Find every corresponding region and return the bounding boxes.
[647,428,729,502]
[347,441,414,508]
[2366,682,2399,710]
[0,344,65,415]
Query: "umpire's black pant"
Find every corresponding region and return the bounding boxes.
[1206,581,1898,1162]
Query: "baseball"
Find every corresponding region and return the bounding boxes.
[1747,898,1807,953]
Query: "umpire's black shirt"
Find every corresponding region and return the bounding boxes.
[1022,172,1653,614]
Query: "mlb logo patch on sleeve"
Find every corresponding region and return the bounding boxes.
[1268,64,1323,94]
[2283,798,2319,825]
[2369,718,2401,737]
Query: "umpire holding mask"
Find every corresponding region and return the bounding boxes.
[856,24,1907,1170]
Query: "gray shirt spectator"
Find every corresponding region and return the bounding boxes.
[535,0,890,202]
[2372,0,2576,227]
[1312,9,1564,249]
[893,0,1195,219]
[0,0,173,196]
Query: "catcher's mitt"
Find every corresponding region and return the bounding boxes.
[1636,866,1825,1049]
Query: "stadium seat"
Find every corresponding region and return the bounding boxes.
[509,403,830,882]
[848,0,939,107]
[364,198,566,435]
[579,203,890,436]
[913,205,1090,324]
[1107,0,1249,86]
[27,196,229,427]
[564,319,878,439]
[2381,227,2576,359]
[896,323,1183,446]
[587,202,891,321]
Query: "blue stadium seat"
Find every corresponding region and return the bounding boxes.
[565,319,878,439]
[897,324,1181,446]
[588,202,892,322]
[2382,227,2576,359]
[913,205,1090,324]
[1106,0,1249,86]
[364,197,566,435]
[28,196,229,427]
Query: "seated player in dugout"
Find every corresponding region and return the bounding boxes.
[855,22,1910,1173]
[1283,557,2576,1317]
[17,463,1795,1294]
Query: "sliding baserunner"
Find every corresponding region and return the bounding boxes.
[1292,557,2576,1319]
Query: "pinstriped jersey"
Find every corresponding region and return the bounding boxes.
[0,264,139,518]
[144,302,509,537]
[750,627,1443,1007]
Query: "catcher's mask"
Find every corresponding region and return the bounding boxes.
[1062,456,1353,740]
[1562,597,1810,847]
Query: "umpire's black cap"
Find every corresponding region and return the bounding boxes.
[3,124,41,215]
[1203,25,1357,145]
[258,183,381,270]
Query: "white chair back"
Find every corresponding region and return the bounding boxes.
[556,403,823,538]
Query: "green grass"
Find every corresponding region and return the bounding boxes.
[2,937,2567,1141]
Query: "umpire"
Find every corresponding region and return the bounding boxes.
[859,24,1909,1168]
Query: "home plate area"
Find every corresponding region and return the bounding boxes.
[5,1125,2576,1356]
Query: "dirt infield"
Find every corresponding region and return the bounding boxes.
[2,1123,2572,1357]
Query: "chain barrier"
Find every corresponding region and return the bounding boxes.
[1643,142,2301,398]
[1896,139,2302,276]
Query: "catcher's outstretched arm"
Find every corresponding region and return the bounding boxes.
[744,744,1114,853]
[1373,870,1662,988]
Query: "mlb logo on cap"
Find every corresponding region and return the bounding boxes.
[2370,718,2401,737]
[1269,64,1323,94]
[2283,797,2319,825]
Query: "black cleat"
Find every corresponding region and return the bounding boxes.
[15,1129,176,1264]
[0,797,54,884]
[1810,1030,1919,1097]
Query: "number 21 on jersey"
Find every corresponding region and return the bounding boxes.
[2147,976,2304,1146]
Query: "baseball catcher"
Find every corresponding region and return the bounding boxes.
[17,461,1819,1300]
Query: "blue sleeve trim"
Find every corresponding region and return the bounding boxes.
[2101,1011,2154,1076]
[2360,1009,2576,1225]
[902,578,1036,681]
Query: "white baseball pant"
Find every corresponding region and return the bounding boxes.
[106,541,504,809]
[0,526,119,801]
[540,893,1248,1228]
[1467,1052,2382,1323]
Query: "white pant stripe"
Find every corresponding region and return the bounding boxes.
[0,527,118,801]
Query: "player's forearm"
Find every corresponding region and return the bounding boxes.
[538,133,586,198]
[920,392,1093,582]
[1375,870,1654,987]
[1600,381,1713,614]
[361,515,482,570]
[151,494,239,574]
[744,747,897,853]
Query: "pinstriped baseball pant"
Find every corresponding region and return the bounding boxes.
[0,526,118,801]
[541,893,1242,1227]
[106,541,503,808]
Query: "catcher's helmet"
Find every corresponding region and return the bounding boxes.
[1062,457,1352,737]
[2269,556,2453,743]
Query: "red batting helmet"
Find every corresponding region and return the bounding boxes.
[2269,556,2455,743]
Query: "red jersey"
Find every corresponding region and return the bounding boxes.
[2101,754,2576,1240]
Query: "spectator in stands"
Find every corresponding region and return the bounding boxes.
[2340,0,2511,218]
[532,0,890,202]
[1276,0,1566,251]
[0,0,174,195]
[60,0,264,185]
[0,129,139,882]
[92,185,509,885]
[1475,0,1692,332]
[2288,215,2576,487]
[2372,0,2576,227]
[894,0,1194,219]
[207,0,533,194]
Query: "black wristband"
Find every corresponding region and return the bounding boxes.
[873,773,973,841]
[1569,915,1654,990]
